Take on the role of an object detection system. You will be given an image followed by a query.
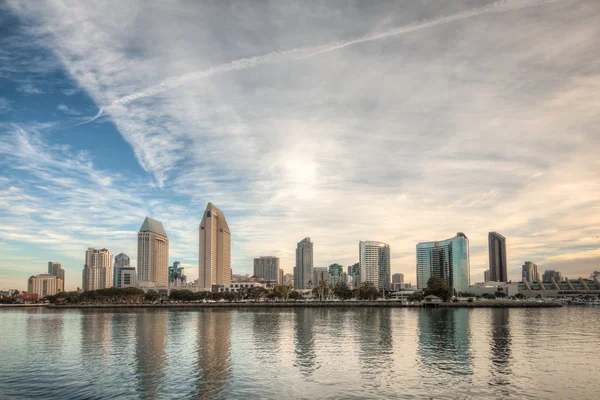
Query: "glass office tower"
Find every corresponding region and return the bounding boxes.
[416,232,470,294]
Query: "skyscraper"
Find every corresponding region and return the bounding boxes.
[416,232,470,293]
[488,232,507,282]
[168,261,186,287]
[198,203,231,290]
[82,248,113,291]
[47,261,65,292]
[137,217,169,286]
[113,253,130,288]
[359,241,391,291]
[392,273,404,284]
[294,238,313,290]
[313,267,329,286]
[253,256,280,283]
[521,261,538,283]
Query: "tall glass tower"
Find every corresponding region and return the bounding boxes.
[416,233,470,293]
[488,232,507,282]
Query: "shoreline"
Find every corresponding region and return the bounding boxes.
[0,301,562,309]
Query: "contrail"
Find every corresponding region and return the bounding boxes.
[79,0,555,123]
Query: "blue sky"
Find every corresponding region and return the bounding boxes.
[1,0,599,291]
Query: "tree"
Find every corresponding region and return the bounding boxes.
[145,290,159,303]
[407,292,424,302]
[333,281,353,300]
[424,276,452,302]
[289,291,302,301]
[273,285,293,301]
[357,281,379,300]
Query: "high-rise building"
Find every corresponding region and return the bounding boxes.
[392,273,404,284]
[82,248,113,291]
[359,241,391,291]
[198,203,231,290]
[329,264,344,286]
[27,274,58,298]
[488,232,507,282]
[168,261,186,287]
[522,261,538,283]
[542,270,563,283]
[416,233,470,294]
[313,267,329,286]
[137,217,169,286]
[113,253,131,288]
[278,269,284,285]
[253,256,280,283]
[47,262,65,292]
[294,238,313,290]
[350,263,360,288]
[484,270,490,282]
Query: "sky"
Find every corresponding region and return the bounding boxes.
[0,0,599,291]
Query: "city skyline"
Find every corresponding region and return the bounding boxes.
[2,0,600,290]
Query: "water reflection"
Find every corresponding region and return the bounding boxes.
[294,308,318,376]
[135,310,168,399]
[81,311,113,369]
[252,310,282,366]
[194,310,232,399]
[357,308,394,387]
[418,308,472,375]
[489,309,511,386]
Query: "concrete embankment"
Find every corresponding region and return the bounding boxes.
[43,301,562,309]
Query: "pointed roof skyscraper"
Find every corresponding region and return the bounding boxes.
[199,203,231,290]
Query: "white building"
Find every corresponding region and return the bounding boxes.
[115,267,137,289]
[138,217,169,287]
[28,274,58,298]
[218,282,266,292]
[359,241,391,290]
[82,248,113,291]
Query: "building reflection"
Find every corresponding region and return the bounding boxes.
[417,308,472,375]
[27,308,64,362]
[489,308,511,387]
[194,310,232,399]
[293,308,318,376]
[135,310,168,399]
[357,308,394,386]
[81,310,113,371]
[251,310,281,366]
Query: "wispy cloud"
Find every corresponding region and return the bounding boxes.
[16,83,43,94]
[56,103,80,115]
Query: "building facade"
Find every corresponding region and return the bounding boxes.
[294,237,313,290]
[113,253,131,288]
[522,261,538,283]
[312,267,329,286]
[359,241,391,291]
[138,217,169,287]
[416,233,470,294]
[47,262,65,292]
[253,256,280,283]
[27,274,58,298]
[329,264,344,286]
[198,203,231,290]
[115,267,137,289]
[542,270,563,283]
[82,248,113,291]
[488,232,507,282]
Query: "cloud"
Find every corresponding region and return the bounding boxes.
[0,97,10,112]
[56,103,80,115]
[2,0,600,292]
[16,83,43,94]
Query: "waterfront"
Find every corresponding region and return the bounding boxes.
[0,307,598,399]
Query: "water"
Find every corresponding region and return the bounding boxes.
[0,307,598,399]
